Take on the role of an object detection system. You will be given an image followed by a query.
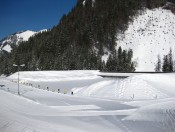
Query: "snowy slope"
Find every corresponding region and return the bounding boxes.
[74,73,175,100]
[117,7,175,71]
[0,29,47,52]
[16,30,37,41]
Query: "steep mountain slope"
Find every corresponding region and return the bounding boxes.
[0,30,47,53]
[117,6,175,71]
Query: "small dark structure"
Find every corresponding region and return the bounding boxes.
[98,72,167,78]
[71,91,74,95]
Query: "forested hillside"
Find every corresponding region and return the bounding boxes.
[0,0,168,75]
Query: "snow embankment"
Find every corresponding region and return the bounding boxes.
[74,73,175,100]
[117,8,175,71]
[8,70,100,82]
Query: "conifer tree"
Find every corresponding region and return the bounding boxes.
[162,55,169,72]
[162,48,174,72]
[155,55,161,72]
[168,48,173,72]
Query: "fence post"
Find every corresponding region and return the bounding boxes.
[64,89,67,94]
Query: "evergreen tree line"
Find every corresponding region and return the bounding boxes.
[0,0,169,75]
[105,47,136,72]
[155,48,174,72]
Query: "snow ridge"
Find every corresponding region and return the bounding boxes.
[0,29,47,52]
[16,30,36,42]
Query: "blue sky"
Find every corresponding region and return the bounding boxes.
[0,0,77,40]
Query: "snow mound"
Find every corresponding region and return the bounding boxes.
[117,8,175,71]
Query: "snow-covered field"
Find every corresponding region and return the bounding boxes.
[0,70,175,132]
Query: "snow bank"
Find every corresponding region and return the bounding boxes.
[8,70,100,82]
